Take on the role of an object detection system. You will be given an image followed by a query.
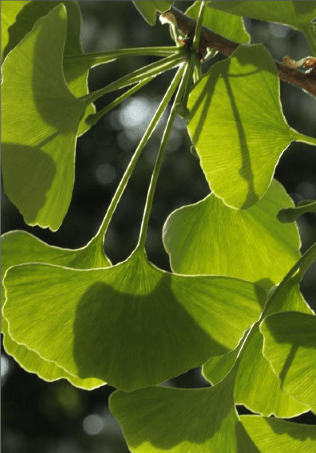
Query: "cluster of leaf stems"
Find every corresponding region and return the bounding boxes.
[65,1,208,258]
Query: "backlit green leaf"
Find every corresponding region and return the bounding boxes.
[163,180,300,291]
[187,44,314,210]
[186,1,250,44]
[207,1,316,32]
[1,230,110,390]
[261,312,316,413]
[241,415,316,452]
[3,249,265,391]
[203,253,314,417]
[110,374,261,452]
[1,5,90,231]
[1,1,29,61]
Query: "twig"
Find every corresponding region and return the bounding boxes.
[160,6,316,98]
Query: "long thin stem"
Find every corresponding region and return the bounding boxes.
[90,65,185,249]
[192,0,206,52]
[136,62,191,250]
[80,50,186,106]
[64,46,181,66]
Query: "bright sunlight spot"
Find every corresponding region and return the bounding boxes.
[83,414,104,436]
[1,355,10,379]
[119,97,152,128]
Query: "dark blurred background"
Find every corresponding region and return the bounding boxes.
[2,2,316,452]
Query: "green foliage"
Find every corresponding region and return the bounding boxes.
[1,0,316,451]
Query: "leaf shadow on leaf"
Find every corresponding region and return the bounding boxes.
[189,68,218,145]
[264,312,316,390]
[262,417,316,442]
[2,1,56,61]
[111,384,234,448]
[31,12,82,134]
[235,420,261,453]
[189,46,280,209]
[278,344,299,386]
[221,70,259,209]
[72,275,226,390]
[2,143,56,224]
[110,377,261,451]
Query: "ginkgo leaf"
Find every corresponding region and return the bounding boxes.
[110,373,261,452]
[203,252,314,417]
[241,415,316,452]
[185,1,250,44]
[1,4,91,231]
[2,249,265,391]
[1,230,110,390]
[2,1,81,61]
[187,44,315,210]
[163,179,300,291]
[207,1,316,32]
[1,1,94,136]
[261,311,316,413]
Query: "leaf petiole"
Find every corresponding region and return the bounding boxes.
[85,76,155,126]
[89,65,185,251]
[80,50,187,106]
[136,62,191,250]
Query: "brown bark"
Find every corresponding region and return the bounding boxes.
[160,7,316,98]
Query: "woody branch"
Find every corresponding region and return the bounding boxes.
[160,7,316,98]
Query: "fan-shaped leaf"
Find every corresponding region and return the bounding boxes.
[187,44,314,210]
[3,249,265,391]
[1,4,91,231]
[1,230,110,390]
[203,254,314,417]
[163,180,300,291]
[110,374,261,452]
